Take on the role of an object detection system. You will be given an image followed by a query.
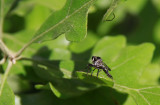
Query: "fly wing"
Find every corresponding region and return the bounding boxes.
[103,62,111,71]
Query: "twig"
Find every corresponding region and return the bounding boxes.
[0,60,13,96]
[0,0,4,39]
[0,55,6,64]
[0,39,11,56]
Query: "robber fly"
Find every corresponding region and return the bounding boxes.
[86,56,113,79]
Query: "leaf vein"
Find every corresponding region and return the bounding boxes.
[112,56,135,70]
[137,91,151,105]
[138,86,160,90]
[140,91,160,96]
[66,0,73,16]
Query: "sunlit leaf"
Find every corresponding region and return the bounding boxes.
[76,71,113,87]
[139,63,160,85]
[1,0,159,104]
[111,43,155,88]
[69,32,99,53]
[93,35,126,63]
[0,0,16,16]
[33,0,95,43]
[33,0,66,10]
[0,81,15,105]
[13,0,66,16]
[81,36,157,104]
[25,5,51,30]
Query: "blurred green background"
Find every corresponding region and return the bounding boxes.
[1,0,160,105]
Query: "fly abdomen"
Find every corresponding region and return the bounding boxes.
[103,68,113,79]
[108,67,111,71]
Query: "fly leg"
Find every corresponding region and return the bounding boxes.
[86,63,94,76]
[97,69,102,77]
[91,68,96,76]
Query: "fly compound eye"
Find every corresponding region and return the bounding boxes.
[97,57,101,59]
[92,56,97,61]
[92,56,95,61]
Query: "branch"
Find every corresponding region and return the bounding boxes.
[0,55,6,64]
[0,60,13,96]
[0,39,12,56]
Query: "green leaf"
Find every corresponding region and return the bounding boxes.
[124,0,147,14]
[3,31,69,58]
[25,5,51,30]
[33,60,73,80]
[49,79,97,98]
[94,0,111,9]
[32,58,99,98]
[19,91,55,105]
[76,71,113,87]
[0,81,15,105]
[152,0,160,13]
[4,31,70,57]
[97,7,126,35]
[33,61,61,80]
[93,35,126,63]
[81,36,157,104]
[111,43,155,88]
[102,0,118,21]
[3,31,70,77]
[13,0,66,16]
[109,42,159,105]
[120,63,160,105]
[7,75,31,93]
[153,19,160,44]
[35,36,123,98]
[123,95,137,105]
[18,87,128,105]
[69,31,99,53]
[139,63,160,85]
[33,0,67,10]
[0,0,16,16]
[33,0,95,43]
[115,85,160,105]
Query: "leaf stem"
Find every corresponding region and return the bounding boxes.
[0,61,12,96]
[0,0,4,39]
